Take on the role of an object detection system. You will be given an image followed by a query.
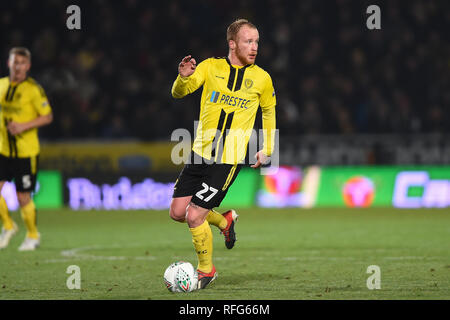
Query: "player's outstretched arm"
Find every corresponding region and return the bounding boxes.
[172,55,205,99]
[178,55,197,78]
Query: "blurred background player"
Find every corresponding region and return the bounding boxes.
[169,19,277,289]
[0,47,53,251]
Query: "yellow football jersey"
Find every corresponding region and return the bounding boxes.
[172,57,276,165]
[0,76,52,157]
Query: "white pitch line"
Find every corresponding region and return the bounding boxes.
[43,245,157,264]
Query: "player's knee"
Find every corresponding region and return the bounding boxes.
[17,193,31,207]
[185,210,198,227]
[185,204,208,228]
[169,203,186,222]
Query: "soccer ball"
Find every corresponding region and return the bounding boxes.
[164,261,198,293]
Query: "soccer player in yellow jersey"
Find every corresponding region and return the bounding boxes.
[170,19,276,289]
[0,47,53,251]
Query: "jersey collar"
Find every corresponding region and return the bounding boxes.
[225,56,253,69]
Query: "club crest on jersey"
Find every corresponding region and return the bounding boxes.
[244,79,253,89]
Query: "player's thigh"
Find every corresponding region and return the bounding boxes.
[13,156,39,193]
[171,163,207,220]
[172,162,210,199]
[190,163,242,210]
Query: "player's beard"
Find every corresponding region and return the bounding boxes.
[235,46,256,66]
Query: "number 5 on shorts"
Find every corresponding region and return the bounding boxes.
[195,183,218,202]
[22,175,32,189]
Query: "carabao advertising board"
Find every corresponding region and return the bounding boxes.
[314,166,450,208]
[256,166,320,208]
[3,167,448,210]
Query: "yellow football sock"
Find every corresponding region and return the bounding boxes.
[189,220,213,273]
[0,196,14,230]
[206,209,227,230]
[20,200,39,239]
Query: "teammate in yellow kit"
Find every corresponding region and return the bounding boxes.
[170,19,277,289]
[0,47,53,251]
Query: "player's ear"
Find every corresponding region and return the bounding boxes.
[229,39,236,50]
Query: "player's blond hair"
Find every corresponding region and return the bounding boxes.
[227,19,257,42]
[9,47,32,61]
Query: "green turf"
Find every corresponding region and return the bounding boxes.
[0,207,449,300]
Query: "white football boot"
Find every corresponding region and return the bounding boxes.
[0,223,18,249]
[18,233,40,251]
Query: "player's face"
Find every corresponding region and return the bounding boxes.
[234,26,259,66]
[8,54,31,82]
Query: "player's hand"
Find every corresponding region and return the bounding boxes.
[7,121,26,135]
[251,150,270,169]
[178,55,197,78]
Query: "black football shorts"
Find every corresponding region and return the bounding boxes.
[0,154,39,192]
[173,154,242,209]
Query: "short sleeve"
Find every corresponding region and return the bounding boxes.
[31,85,52,116]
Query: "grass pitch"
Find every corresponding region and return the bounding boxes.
[0,207,449,300]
